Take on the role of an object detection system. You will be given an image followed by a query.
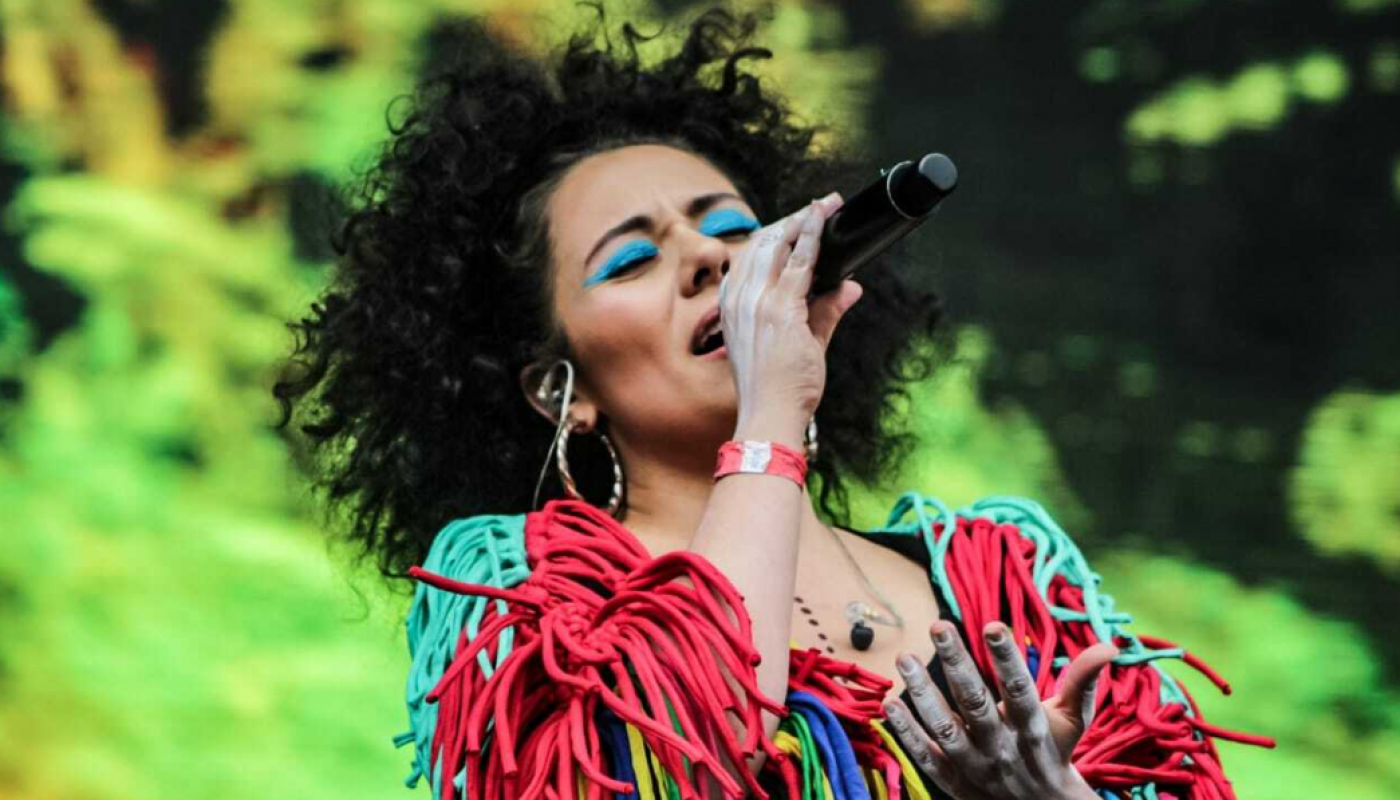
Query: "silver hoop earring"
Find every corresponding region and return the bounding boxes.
[556,421,626,518]
[804,417,819,463]
[530,359,626,518]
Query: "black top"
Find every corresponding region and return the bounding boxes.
[849,527,933,571]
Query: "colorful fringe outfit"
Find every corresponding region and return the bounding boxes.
[395,492,1272,800]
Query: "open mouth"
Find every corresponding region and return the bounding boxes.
[690,306,725,357]
[693,330,725,356]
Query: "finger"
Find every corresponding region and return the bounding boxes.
[883,699,971,799]
[894,652,977,766]
[984,623,1043,732]
[734,205,808,325]
[739,225,783,293]
[784,197,826,273]
[883,700,939,778]
[983,622,1059,781]
[766,202,816,291]
[807,279,862,350]
[929,620,1003,750]
[730,224,789,325]
[732,210,804,299]
[773,204,831,311]
[1054,642,1117,731]
[816,190,844,216]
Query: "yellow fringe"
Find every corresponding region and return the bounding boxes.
[870,720,932,800]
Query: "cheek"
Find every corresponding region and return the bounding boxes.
[564,285,673,381]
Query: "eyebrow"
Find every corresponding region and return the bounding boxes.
[582,192,747,269]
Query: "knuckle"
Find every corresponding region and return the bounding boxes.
[1002,675,1034,700]
[916,752,939,774]
[961,687,991,715]
[930,720,961,743]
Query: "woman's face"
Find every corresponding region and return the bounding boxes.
[542,144,763,452]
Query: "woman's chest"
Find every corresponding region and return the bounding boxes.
[790,531,939,680]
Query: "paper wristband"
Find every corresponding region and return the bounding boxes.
[714,440,808,487]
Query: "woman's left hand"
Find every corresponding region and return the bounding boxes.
[884,620,1118,800]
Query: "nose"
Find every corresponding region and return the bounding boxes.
[680,228,731,296]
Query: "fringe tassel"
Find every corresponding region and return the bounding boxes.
[399,514,532,793]
[408,500,788,800]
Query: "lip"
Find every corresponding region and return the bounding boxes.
[690,305,722,356]
[698,344,728,361]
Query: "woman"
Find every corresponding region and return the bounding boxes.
[274,8,1269,800]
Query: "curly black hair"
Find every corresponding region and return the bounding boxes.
[274,5,953,587]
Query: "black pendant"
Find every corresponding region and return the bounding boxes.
[850,620,874,651]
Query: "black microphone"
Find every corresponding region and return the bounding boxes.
[809,153,958,296]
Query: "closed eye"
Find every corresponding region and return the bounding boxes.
[583,239,659,289]
[698,209,760,238]
[582,208,759,289]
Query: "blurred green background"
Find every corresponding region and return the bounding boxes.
[1,0,1397,798]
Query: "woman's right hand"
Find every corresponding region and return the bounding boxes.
[720,192,863,445]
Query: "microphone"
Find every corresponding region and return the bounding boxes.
[809,152,958,296]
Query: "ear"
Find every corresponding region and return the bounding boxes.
[519,361,559,425]
[519,360,601,433]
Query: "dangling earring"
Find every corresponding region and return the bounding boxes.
[555,420,625,518]
[530,359,626,518]
[804,416,819,463]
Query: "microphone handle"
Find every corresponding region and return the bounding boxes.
[809,153,958,296]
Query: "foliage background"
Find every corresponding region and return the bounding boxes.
[1,0,1397,798]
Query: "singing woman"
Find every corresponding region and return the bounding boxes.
[274,8,1270,799]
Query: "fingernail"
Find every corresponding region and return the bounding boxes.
[897,654,919,674]
[986,626,1007,645]
[929,622,952,647]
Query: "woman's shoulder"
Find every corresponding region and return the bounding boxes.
[875,490,1071,536]
[854,490,1084,563]
[411,499,644,582]
[413,511,533,588]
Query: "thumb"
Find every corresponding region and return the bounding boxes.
[1054,642,1117,731]
[808,279,863,349]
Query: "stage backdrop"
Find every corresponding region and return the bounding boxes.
[1,1,1397,798]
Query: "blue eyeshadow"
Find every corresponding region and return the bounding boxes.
[698,209,760,237]
[584,239,659,289]
[582,210,759,289]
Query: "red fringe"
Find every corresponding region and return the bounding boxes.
[931,515,1276,800]
[408,497,1273,800]
[407,500,789,800]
